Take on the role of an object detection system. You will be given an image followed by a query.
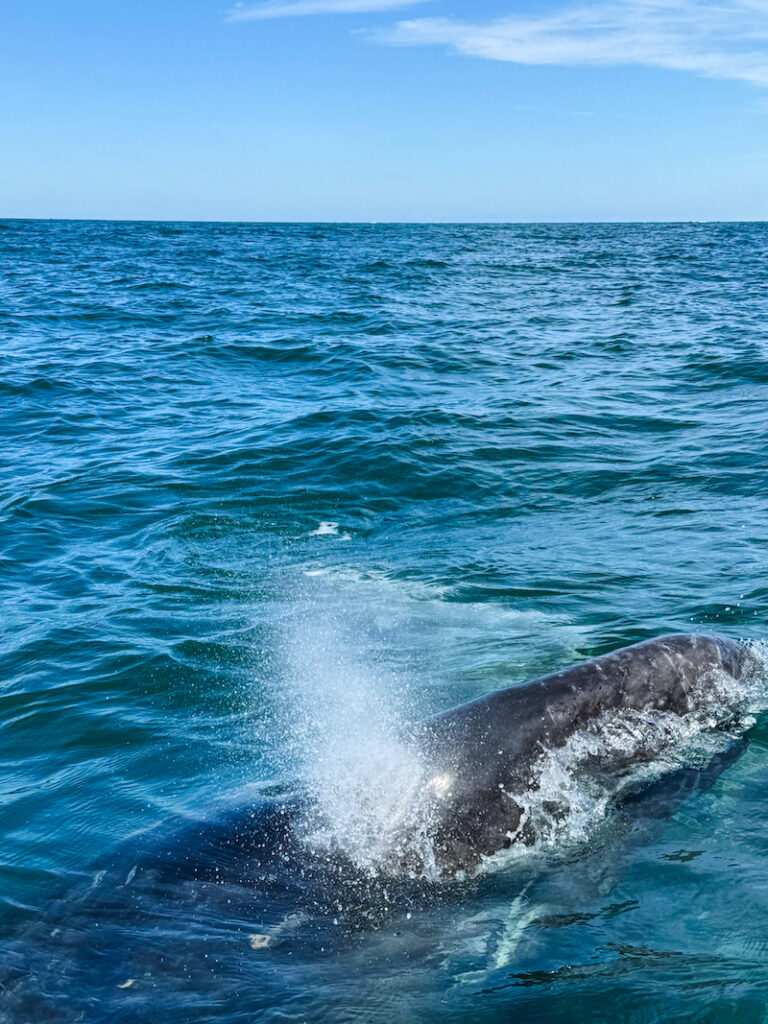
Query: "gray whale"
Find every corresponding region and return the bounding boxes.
[416,634,759,874]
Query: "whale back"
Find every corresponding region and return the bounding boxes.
[418,634,757,872]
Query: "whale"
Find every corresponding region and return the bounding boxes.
[412,633,760,875]
[115,634,760,885]
[2,634,761,1021]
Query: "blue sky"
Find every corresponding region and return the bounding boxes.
[2,0,767,221]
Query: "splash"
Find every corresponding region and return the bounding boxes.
[281,611,439,876]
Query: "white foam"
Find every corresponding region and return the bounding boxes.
[308,521,352,541]
[309,521,341,537]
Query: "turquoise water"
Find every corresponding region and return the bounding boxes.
[2,219,768,1022]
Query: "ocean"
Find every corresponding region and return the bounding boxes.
[2,219,768,1022]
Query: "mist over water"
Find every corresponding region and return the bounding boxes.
[3,220,768,1021]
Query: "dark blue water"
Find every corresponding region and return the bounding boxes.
[3,220,768,1023]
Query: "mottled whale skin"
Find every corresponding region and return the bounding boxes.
[418,634,758,873]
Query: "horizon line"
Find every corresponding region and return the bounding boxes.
[2,216,767,226]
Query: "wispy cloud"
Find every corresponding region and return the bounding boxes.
[379,0,768,87]
[228,0,432,21]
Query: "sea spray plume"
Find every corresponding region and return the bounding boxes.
[281,611,440,876]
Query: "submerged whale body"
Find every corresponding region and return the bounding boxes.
[415,634,760,874]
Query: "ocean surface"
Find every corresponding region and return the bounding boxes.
[2,220,768,1023]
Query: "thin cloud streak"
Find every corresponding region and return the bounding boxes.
[380,0,768,86]
[228,0,431,21]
